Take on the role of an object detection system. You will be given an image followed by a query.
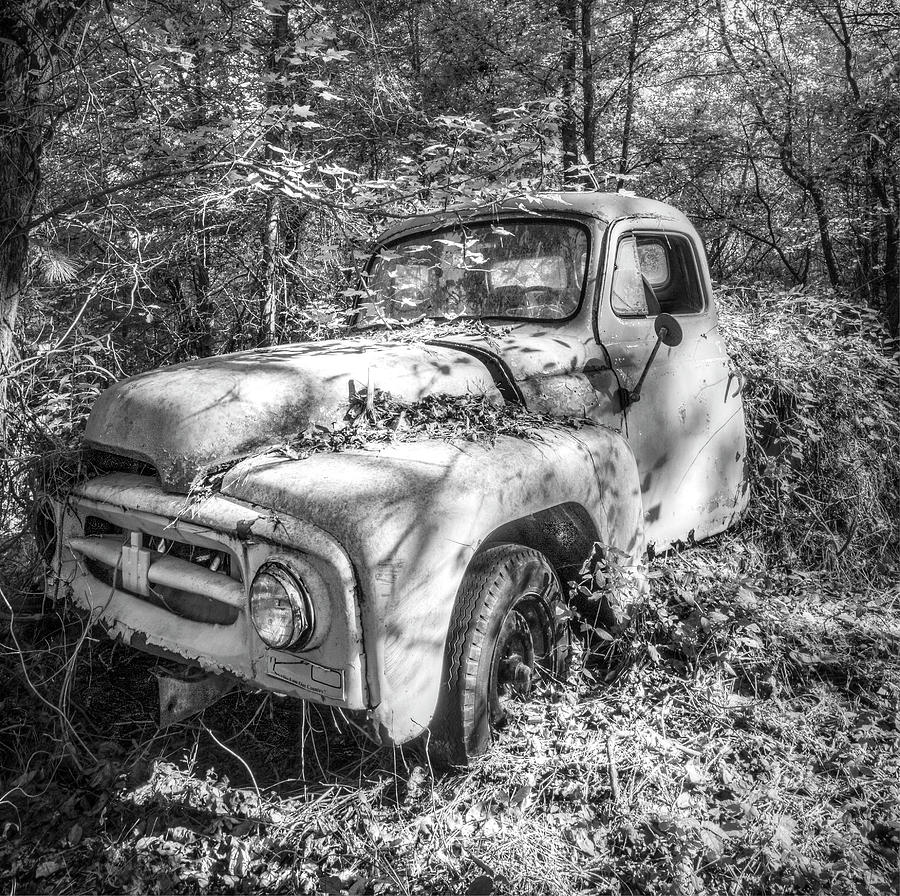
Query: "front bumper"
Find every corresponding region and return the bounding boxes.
[51,473,368,710]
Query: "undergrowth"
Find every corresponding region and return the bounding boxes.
[2,542,897,894]
[1,285,898,894]
[717,287,899,575]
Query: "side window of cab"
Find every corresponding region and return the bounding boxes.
[610,232,705,317]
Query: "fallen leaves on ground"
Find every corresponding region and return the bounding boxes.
[2,536,898,895]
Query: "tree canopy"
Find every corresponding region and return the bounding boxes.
[0,0,897,439]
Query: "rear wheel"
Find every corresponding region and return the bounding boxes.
[429,544,569,766]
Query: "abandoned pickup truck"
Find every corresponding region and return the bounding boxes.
[47,192,748,763]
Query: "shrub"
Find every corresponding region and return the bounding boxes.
[717,286,899,579]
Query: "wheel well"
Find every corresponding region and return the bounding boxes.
[479,502,599,590]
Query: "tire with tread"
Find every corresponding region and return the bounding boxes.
[428,543,569,766]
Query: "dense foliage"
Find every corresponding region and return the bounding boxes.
[3,0,898,544]
[717,288,898,573]
[1,1,898,894]
[1,0,898,407]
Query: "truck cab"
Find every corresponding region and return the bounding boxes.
[360,192,748,550]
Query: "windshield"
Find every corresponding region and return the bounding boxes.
[358,220,589,324]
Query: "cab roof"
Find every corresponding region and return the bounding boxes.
[377,191,691,243]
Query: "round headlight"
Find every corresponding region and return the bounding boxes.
[249,562,314,649]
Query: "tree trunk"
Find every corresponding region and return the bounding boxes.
[187,39,214,357]
[616,8,639,192]
[407,5,421,78]
[262,190,282,345]
[808,185,840,286]
[885,178,899,335]
[0,8,48,444]
[780,144,840,290]
[580,0,595,173]
[260,5,290,346]
[0,221,26,447]
[192,222,213,357]
[557,0,579,184]
[0,1,88,442]
[828,0,899,331]
[0,121,30,439]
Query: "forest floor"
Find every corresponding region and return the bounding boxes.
[1,287,898,894]
[2,531,898,896]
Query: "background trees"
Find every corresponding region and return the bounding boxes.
[0,0,896,446]
[1,0,92,437]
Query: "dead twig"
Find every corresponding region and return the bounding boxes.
[606,730,620,803]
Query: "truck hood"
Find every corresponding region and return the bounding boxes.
[85,331,590,492]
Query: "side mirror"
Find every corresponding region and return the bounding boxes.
[623,313,683,408]
[655,312,683,347]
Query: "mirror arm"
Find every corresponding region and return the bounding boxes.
[623,326,669,408]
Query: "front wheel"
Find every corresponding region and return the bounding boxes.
[429,544,569,766]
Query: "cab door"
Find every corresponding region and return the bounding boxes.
[596,219,748,552]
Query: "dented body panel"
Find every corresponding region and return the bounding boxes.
[219,428,643,740]
[51,191,749,744]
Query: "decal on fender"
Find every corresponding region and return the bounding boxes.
[266,654,344,698]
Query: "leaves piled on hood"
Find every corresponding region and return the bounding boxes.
[319,387,586,447]
[192,388,591,496]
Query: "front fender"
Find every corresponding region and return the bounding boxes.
[221,425,644,741]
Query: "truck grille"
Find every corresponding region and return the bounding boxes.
[83,517,233,578]
[72,516,242,626]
